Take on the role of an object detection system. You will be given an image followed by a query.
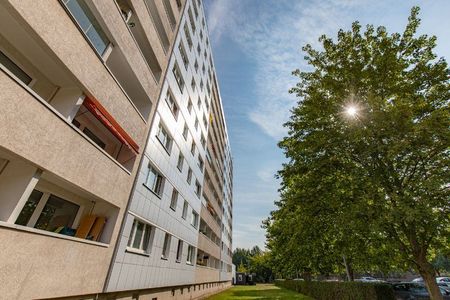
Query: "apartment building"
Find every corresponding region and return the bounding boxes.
[0,0,185,299]
[0,0,233,299]
[104,0,234,299]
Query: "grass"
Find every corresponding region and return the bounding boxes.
[206,284,313,300]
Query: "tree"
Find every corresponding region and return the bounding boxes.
[266,7,449,299]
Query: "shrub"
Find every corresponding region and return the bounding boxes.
[275,280,395,300]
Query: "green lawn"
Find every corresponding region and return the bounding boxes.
[206,284,313,300]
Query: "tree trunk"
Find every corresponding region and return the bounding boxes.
[416,256,443,300]
[343,255,354,281]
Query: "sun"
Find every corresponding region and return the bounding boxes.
[345,106,358,117]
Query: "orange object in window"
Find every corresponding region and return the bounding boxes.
[82,97,139,154]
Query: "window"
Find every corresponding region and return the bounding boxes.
[190,141,196,156]
[177,153,184,171]
[202,63,205,75]
[165,90,179,119]
[194,59,198,72]
[156,123,172,153]
[162,232,171,259]
[170,189,178,211]
[0,51,32,85]
[187,245,195,264]
[203,114,208,129]
[187,168,192,184]
[198,156,204,172]
[200,134,206,149]
[176,0,182,10]
[127,219,153,253]
[63,0,110,56]
[200,80,204,91]
[199,30,203,41]
[195,180,201,197]
[176,239,183,262]
[145,165,165,197]
[172,62,184,91]
[191,211,199,228]
[187,99,193,114]
[191,78,196,91]
[194,117,199,130]
[182,124,189,140]
[184,24,193,49]
[197,43,201,55]
[16,190,80,232]
[197,97,202,109]
[178,42,189,69]
[192,0,199,18]
[204,49,207,60]
[188,8,196,32]
[182,200,189,219]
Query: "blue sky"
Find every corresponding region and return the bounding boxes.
[203,0,450,250]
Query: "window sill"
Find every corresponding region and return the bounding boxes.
[186,262,194,266]
[161,256,168,260]
[126,247,150,257]
[142,183,162,199]
[0,221,109,248]
[170,206,176,212]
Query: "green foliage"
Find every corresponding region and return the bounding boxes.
[233,247,275,282]
[266,6,449,298]
[237,261,248,273]
[275,280,395,300]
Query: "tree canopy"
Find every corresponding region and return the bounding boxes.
[265,7,449,299]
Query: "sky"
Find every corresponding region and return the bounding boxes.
[202,0,450,250]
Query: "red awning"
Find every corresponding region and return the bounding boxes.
[82,97,139,154]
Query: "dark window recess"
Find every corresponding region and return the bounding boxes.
[83,127,106,149]
[34,195,80,231]
[0,51,32,85]
[15,190,43,226]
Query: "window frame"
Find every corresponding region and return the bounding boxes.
[161,232,171,259]
[156,122,173,154]
[170,189,178,211]
[144,164,165,197]
[182,200,189,219]
[176,239,183,262]
[127,219,153,254]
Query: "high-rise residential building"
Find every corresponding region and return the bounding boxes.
[104,0,233,298]
[0,0,232,299]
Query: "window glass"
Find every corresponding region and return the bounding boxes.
[127,219,152,253]
[15,190,43,226]
[182,201,189,219]
[34,194,80,231]
[176,239,183,261]
[0,51,32,85]
[64,0,110,56]
[162,233,171,258]
[170,189,178,210]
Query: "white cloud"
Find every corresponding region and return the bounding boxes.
[206,0,371,140]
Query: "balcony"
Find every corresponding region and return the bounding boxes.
[0,4,140,172]
[0,151,119,244]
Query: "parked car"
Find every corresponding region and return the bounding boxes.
[392,282,450,300]
[356,276,384,283]
[411,277,424,283]
[437,277,450,283]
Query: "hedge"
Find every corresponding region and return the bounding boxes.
[275,280,395,300]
